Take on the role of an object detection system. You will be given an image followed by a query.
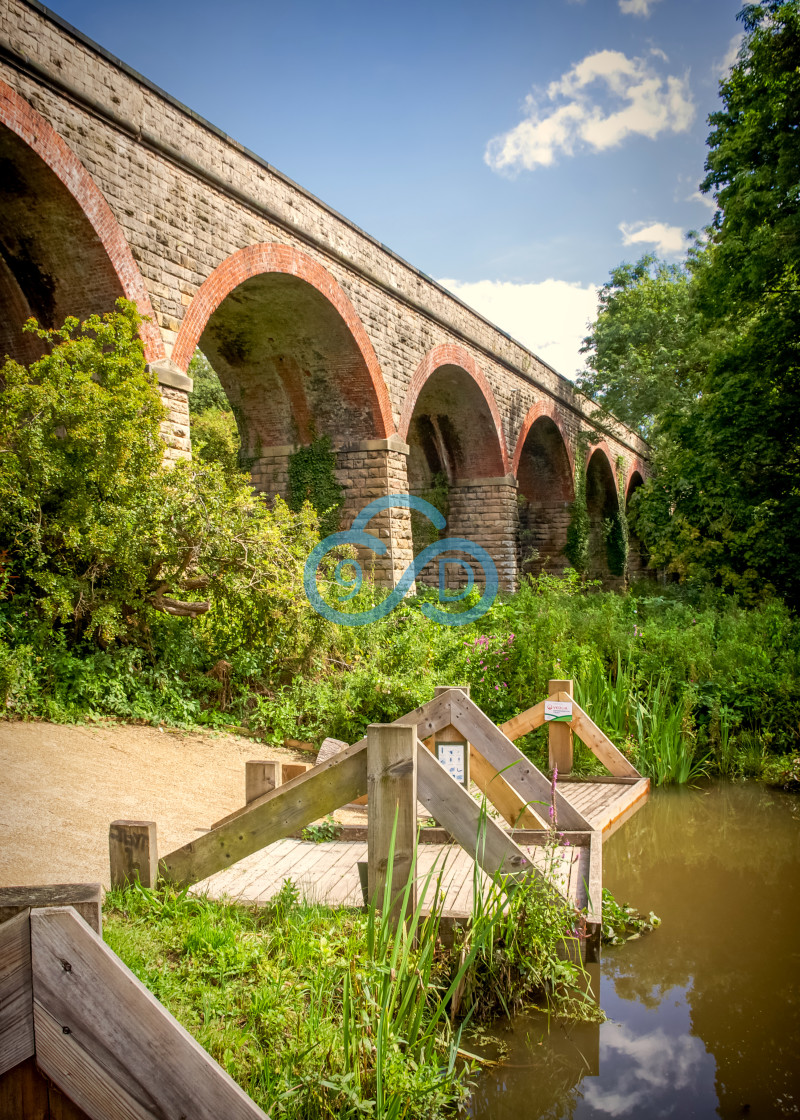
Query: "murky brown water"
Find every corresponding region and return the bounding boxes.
[468,781,800,1119]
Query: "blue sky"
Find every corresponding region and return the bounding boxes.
[48,0,744,378]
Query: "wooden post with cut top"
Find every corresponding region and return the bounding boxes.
[246,760,281,804]
[367,723,417,924]
[109,820,158,889]
[548,678,574,775]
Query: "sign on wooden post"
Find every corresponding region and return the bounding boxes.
[366,723,417,924]
[547,679,574,774]
[431,685,471,788]
[109,820,158,889]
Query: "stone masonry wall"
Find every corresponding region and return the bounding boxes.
[0,0,651,590]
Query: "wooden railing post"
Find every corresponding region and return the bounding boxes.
[548,678,574,774]
[367,723,417,923]
[109,820,158,889]
[246,760,281,804]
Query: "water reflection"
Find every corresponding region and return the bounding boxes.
[469,782,800,1119]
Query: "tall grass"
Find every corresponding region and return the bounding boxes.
[576,656,708,784]
[104,828,600,1118]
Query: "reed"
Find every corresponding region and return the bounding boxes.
[104,818,600,1119]
[576,656,708,784]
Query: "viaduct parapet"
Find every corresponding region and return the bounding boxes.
[0,0,650,590]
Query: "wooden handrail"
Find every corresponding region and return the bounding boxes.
[555,692,640,778]
[160,739,367,887]
[446,691,592,832]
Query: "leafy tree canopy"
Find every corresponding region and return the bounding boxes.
[584,0,800,608]
[578,255,704,439]
[0,302,320,646]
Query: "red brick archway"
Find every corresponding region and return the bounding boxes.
[585,440,618,481]
[0,80,164,363]
[399,344,510,475]
[512,400,575,479]
[625,458,648,502]
[172,243,393,440]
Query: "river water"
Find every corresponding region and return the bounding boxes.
[468,781,800,1119]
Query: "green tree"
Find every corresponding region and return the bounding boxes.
[578,255,704,440]
[598,1,800,606]
[187,349,230,414]
[0,302,320,644]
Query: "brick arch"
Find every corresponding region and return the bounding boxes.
[512,400,575,479]
[0,80,164,363]
[399,344,510,474]
[172,243,393,439]
[625,458,648,503]
[585,442,622,582]
[585,440,619,488]
[514,402,576,577]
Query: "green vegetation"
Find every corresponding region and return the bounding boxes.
[3,527,798,782]
[104,844,597,1120]
[601,888,661,947]
[287,436,344,539]
[580,0,800,608]
[564,453,590,575]
[0,309,796,780]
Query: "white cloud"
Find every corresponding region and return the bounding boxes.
[437,277,599,379]
[712,33,744,79]
[583,1020,709,1117]
[619,219,685,254]
[485,50,694,173]
[689,189,716,213]
[619,0,662,16]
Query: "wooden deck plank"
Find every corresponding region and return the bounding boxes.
[296,843,362,907]
[308,842,366,901]
[324,844,368,907]
[201,837,297,899]
[195,778,650,919]
[271,842,347,901]
[559,786,596,811]
[215,837,310,901]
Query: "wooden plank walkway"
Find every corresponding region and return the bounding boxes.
[560,776,649,836]
[191,778,647,919]
[195,837,590,918]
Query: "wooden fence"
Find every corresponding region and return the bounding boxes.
[0,884,268,1120]
[109,681,644,945]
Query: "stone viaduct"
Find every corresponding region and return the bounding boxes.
[0,0,649,591]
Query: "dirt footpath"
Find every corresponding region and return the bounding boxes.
[0,721,314,890]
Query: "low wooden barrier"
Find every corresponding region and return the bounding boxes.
[0,885,268,1120]
[109,681,644,947]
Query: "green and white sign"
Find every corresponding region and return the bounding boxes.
[545,700,573,723]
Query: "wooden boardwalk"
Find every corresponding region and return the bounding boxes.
[193,777,648,918]
[559,776,650,837]
[116,684,651,938]
[196,837,590,917]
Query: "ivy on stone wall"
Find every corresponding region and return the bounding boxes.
[564,451,590,574]
[516,494,540,571]
[604,458,630,579]
[411,472,450,551]
[287,436,344,538]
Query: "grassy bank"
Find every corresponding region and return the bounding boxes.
[104,849,600,1120]
[3,573,798,786]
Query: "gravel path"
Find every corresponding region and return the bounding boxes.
[0,721,314,890]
